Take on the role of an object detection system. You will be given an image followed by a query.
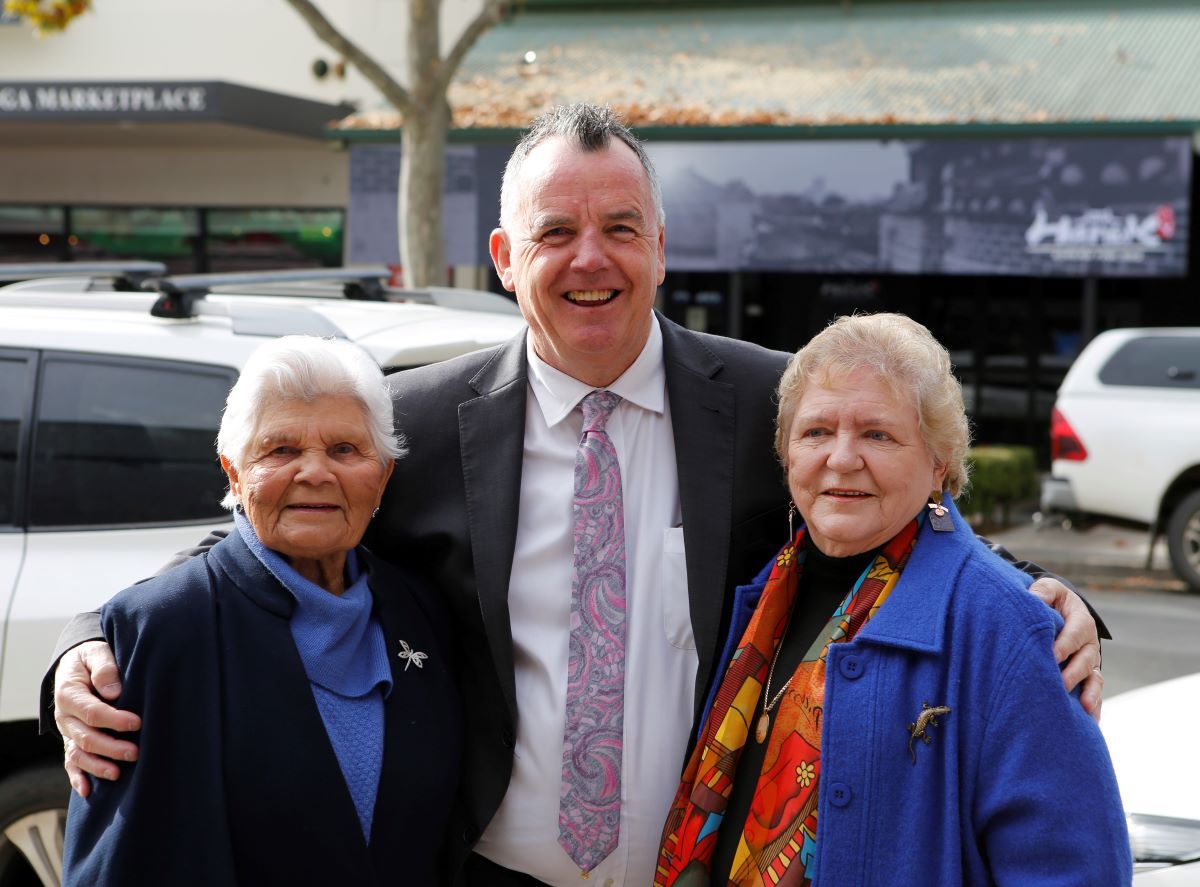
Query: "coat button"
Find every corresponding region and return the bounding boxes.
[501,727,515,749]
[838,655,864,680]
[828,782,852,808]
[462,825,477,845]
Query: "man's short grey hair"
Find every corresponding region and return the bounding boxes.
[499,103,665,227]
[217,335,405,510]
[774,313,972,497]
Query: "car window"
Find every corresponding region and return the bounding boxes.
[30,355,237,528]
[1098,336,1200,389]
[0,355,33,527]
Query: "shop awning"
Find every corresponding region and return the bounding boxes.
[0,80,353,146]
[334,0,1200,139]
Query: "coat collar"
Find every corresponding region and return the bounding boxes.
[208,526,294,617]
[207,524,402,626]
[468,327,528,396]
[855,496,974,655]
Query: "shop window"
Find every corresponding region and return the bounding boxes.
[71,207,200,273]
[0,355,33,527]
[0,206,65,262]
[30,355,235,528]
[206,208,343,271]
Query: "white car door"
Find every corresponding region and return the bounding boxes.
[0,350,238,724]
[0,351,35,696]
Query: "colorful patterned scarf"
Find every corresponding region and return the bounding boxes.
[655,517,922,886]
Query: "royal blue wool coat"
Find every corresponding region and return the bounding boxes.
[703,497,1132,886]
[62,529,463,887]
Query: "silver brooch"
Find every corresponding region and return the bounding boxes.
[398,639,428,671]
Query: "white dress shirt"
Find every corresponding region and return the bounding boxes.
[474,317,699,886]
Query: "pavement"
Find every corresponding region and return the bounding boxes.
[986,511,1185,593]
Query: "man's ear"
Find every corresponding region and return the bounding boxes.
[655,224,666,286]
[489,228,516,292]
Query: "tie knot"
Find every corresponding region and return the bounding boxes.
[580,390,621,435]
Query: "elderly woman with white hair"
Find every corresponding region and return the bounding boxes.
[62,336,462,886]
[657,314,1131,886]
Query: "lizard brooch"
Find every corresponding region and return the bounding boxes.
[907,701,952,764]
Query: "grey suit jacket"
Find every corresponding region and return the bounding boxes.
[367,313,791,872]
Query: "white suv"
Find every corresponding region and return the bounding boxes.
[1041,327,1200,591]
[0,264,524,885]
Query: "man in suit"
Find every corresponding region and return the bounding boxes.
[50,104,1103,886]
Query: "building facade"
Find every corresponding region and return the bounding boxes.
[337,0,1200,457]
[0,0,486,270]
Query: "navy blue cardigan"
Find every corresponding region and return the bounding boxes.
[63,529,462,886]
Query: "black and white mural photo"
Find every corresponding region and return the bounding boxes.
[647,135,1191,278]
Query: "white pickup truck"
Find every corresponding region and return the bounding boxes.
[1041,327,1200,591]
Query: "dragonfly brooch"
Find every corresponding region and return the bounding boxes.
[398,639,428,671]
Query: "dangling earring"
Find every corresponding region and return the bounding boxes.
[787,502,797,539]
[927,490,953,532]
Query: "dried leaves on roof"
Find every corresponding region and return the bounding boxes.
[334,4,1200,131]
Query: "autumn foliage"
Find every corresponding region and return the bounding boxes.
[5,0,91,33]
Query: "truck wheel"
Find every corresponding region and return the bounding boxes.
[1167,489,1200,592]
[0,765,68,887]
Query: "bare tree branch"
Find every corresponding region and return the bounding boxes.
[434,0,507,99]
[281,0,416,117]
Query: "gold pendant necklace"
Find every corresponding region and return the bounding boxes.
[756,616,796,743]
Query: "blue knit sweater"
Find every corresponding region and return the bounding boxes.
[236,513,392,841]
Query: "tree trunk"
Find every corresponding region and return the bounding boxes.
[279,0,507,287]
[399,99,450,286]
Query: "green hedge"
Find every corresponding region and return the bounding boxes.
[957,445,1039,526]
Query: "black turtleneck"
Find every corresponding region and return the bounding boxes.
[708,541,881,883]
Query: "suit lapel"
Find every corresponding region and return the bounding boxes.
[660,316,737,716]
[458,333,528,719]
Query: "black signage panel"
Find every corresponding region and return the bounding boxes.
[0,80,352,139]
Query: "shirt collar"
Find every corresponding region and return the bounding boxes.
[526,314,667,428]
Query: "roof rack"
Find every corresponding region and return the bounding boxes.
[144,266,521,318]
[146,266,392,318]
[0,261,167,291]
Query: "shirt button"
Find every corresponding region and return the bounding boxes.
[838,655,865,680]
[829,781,853,808]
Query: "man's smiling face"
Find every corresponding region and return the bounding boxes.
[489,135,666,387]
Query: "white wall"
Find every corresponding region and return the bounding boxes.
[0,0,487,112]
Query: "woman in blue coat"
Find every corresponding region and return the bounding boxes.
[63,336,462,886]
[657,314,1130,886]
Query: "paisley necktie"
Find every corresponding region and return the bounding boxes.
[558,389,626,873]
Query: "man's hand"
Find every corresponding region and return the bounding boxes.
[1030,578,1103,722]
[54,641,141,797]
